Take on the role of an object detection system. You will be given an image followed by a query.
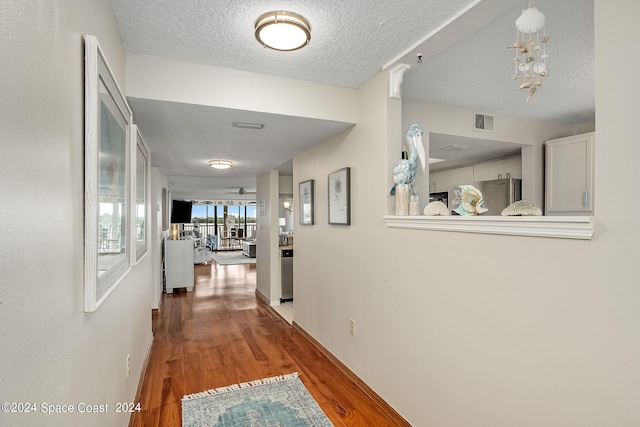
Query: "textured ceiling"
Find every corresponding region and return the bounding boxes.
[110,0,595,199]
[403,0,595,125]
[111,0,474,89]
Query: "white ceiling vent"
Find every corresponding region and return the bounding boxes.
[474,113,494,132]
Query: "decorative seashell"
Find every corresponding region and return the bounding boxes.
[540,53,549,59]
[516,7,546,34]
[534,79,543,86]
[509,41,525,49]
[453,185,488,216]
[527,87,537,102]
[534,45,541,51]
[460,192,481,213]
[514,56,522,62]
[501,200,542,216]
[527,39,536,47]
[533,63,546,73]
[519,81,532,89]
[541,35,550,43]
[539,70,549,77]
[526,72,535,79]
[519,47,528,54]
[512,73,521,80]
[423,201,450,216]
[526,56,536,63]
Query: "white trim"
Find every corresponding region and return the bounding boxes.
[84,34,134,312]
[132,125,150,265]
[388,64,411,98]
[382,0,483,70]
[383,215,594,240]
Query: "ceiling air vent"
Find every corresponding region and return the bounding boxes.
[474,113,494,132]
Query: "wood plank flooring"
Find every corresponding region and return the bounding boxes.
[130,261,405,426]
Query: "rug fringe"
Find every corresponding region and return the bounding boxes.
[182,372,300,401]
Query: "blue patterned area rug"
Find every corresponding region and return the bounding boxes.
[182,372,333,426]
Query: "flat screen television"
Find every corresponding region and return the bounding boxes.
[170,200,192,224]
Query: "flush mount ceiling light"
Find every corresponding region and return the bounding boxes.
[255,11,311,51]
[208,160,233,170]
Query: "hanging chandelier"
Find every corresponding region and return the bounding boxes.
[510,1,549,101]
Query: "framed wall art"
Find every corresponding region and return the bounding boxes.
[84,34,133,312]
[328,167,351,225]
[299,179,314,225]
[132,125,149,264]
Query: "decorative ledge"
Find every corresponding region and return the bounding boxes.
[383,215,594,240]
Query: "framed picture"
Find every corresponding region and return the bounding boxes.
[84,34,133,312]
[132,125,149,263]
[299,179,315,225]
[328,167,351,225]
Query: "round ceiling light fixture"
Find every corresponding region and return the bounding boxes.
[208,159,233,170]
[255,11,311,51]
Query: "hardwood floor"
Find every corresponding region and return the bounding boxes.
[130,262,406,426]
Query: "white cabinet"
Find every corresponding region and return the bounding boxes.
[473,157,522,182]
[430,166,473,192]
[165,239,194,293]
[503,157,522,179]
[545,132,594,215]
[430,157,522,192]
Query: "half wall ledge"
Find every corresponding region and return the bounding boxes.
[383,215,594,240]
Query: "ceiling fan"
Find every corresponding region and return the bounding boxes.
[223,187,256,195]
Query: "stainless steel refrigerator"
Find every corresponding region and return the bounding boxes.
[475,178,522,215]
[280,249,293,302]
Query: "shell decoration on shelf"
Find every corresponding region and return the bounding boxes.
[501,200,542,216]
[452,185,488,216]
[423,201,450,216]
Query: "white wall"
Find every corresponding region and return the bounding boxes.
[255,170,280,304]
[292,2,640,425]
[278,175,294,233]
[279,175,294,195]
[150,167,168,309]
[0,1,152,426]
[126,53,358,123]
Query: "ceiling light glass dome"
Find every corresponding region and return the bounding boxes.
[255,11,311,51]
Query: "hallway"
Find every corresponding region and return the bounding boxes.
[131,262,405,426]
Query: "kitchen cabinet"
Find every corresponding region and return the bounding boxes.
[503,157,522,179]
[165,239,194,293]
[544,132,594,215]
[473,156,522,182]
[429,166,473,192]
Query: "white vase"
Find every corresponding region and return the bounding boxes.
[395,184,409,215]
[409,195,420,215]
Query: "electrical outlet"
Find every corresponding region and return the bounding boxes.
[126,354,131,378]
[349,319,356,336]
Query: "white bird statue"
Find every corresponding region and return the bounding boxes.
[390,124,426,195]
